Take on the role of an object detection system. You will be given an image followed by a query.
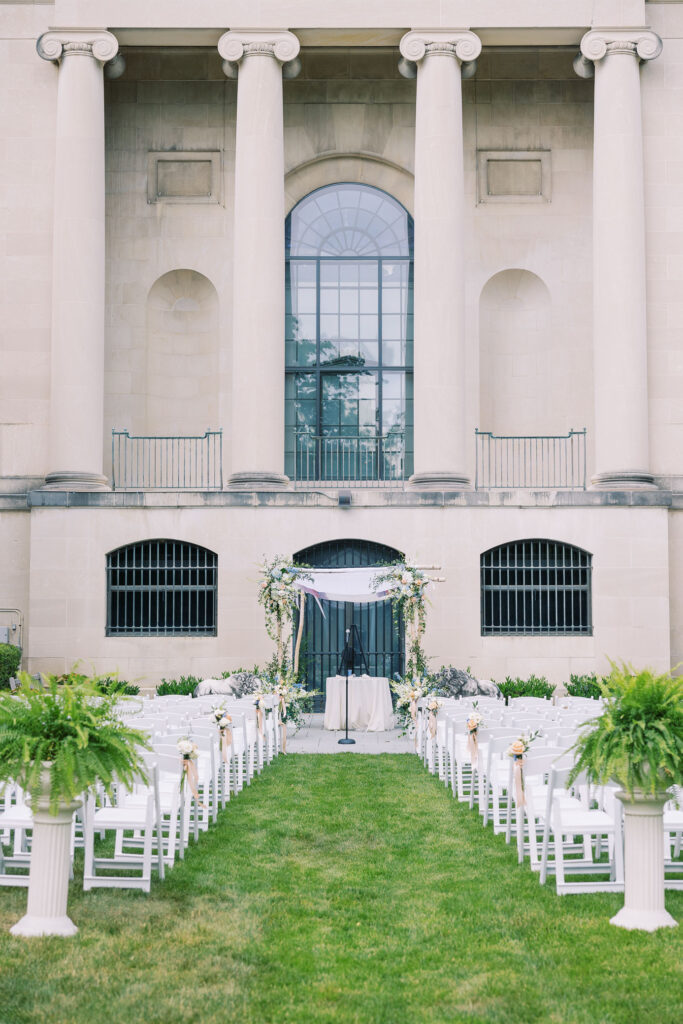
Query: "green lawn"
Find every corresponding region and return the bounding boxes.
[1,755,681,1024]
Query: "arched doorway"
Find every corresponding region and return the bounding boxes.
[285,183,414,484]
[294,539,404,705]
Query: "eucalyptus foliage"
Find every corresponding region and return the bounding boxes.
[0,672,150,814]
[569,663,683,799]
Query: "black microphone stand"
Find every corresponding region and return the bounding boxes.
[338,627,356,745]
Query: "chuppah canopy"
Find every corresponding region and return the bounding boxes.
[291,567,396,604]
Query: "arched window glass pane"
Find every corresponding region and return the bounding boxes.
[285,184,413,484]
[287,183,411,257]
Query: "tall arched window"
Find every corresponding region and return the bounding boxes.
[106,540,217,636]
[481,540,592,636]
[285,183,414,482]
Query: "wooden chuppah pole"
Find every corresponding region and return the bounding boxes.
[293,590,306,676]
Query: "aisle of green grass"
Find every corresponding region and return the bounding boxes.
[1,755,681,1024]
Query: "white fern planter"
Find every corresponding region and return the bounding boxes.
[10,765,81,938]
[611,790,677,932]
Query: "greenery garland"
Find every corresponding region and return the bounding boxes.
[372,563,430,676]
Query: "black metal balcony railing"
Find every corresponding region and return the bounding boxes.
[475,429,587,490]
[112,430,223,491]
[293,433,406,488]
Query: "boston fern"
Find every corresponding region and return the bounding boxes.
[0,673,151,814]
[569,663,683,799]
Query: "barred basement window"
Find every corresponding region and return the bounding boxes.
[106,540,217,636]
[481,540,592,636]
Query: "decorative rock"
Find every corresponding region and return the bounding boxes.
[432,666,502,699]
[193,678,236,698]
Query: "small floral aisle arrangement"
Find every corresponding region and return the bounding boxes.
[177,737,205,807]
[253,693,267,738]
[506,731,540,807]
[425,695,441,741]
[212,706,233,764]
[270,674,316,753]
[391,677,427,748]
[466,705,484,765]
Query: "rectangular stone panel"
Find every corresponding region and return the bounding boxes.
[147,151,221,204]
[477,150,551,204]
[157,159,212,198]
[487,158,542,196]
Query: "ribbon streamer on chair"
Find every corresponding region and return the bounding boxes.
[182,757,206,809]
[467,727,479,766]
[513,755,526,808]
[428,710,437,739]
[410,698,418,750]
[256,706,265,738]
[219,725,233,763]
[279,696,287,753]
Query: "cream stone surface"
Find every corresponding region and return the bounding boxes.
[24,504,670,686]
[0,1,681,687]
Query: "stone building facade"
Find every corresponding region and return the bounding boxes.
[1,1,681,689]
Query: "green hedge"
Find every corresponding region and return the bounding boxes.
[156,675,201,697]
[0,644,22,689]
[566,673,603,699]
[495,674,554,700]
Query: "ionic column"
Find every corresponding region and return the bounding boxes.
[399,31,481,490]
[37,31,120,490]
[575,30,662,488]
[219,31,301,489]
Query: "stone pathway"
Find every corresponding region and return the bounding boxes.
[286,713,413,754]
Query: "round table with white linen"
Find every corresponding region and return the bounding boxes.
[323,675,394,732]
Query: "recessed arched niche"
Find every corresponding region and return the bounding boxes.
[479,269,557,436]
[145,270,219,436]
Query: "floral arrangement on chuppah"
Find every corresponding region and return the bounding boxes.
[372,563,430,676]
[257,556,312,674]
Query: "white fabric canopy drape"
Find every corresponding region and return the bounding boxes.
[291,567,393,604]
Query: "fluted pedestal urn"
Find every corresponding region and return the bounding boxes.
[10,765,81,938]
[611,789,677,932]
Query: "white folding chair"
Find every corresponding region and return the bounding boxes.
[83,765,164,893]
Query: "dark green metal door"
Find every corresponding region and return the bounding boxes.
[293,539,404,708]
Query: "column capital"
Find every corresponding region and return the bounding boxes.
[399,29,481,78]
[575,29,662,77]
[36,30,119,65]
[218,30,300,79]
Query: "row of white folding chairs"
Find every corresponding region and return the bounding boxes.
[2,698,282,892]
[418,711,682,895]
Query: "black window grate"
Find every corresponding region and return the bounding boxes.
[481,539,592,636]
[106,540,217,636]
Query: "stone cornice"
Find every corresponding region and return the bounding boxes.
[575,28,662,76]
[218,29,300,79]
[36,30,119,64]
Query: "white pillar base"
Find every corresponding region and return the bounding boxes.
[41,470,110,492]
[610,906,678,932]
[10,914,78,938]
[591,471,657,490]
[227,471,289,490]
[409,471,472,490]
